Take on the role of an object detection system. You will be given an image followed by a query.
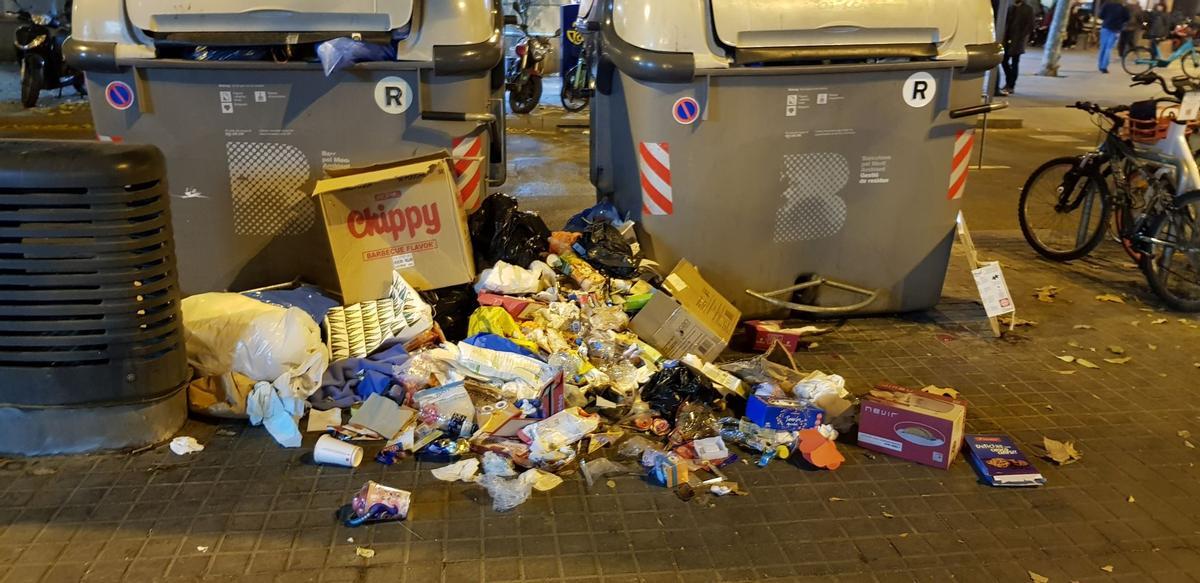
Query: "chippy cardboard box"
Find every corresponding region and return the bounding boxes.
[312,152,474,305]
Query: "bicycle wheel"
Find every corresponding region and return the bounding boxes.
[1122,47,1154,76]
[1019,156,1112,261]
[1141,191,1200,311]
[1184,51,1200,79]
[561,65,590,112]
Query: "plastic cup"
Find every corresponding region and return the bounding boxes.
[314,435,363,467]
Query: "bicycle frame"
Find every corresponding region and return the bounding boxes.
[1146,37,1197,65]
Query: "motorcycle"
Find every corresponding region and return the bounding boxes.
[12,3,84,108]
[505,1,555,114]
[560,16,598,112]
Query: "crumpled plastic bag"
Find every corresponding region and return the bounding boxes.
[469,194,551,269]
[467,307,539,353]
[617,435,662,459]
[482,451,517,477]
[420,284,477,342]
[183,293,328,403]
[792,371,848,402]
[672,401,720,441]
[474,260,554,295]
[564,200,625,232]
[477,472,535,512]
[580,457,638,487]
[432,458,480,482]
[574,222,641,279]
[317,37,397,76]
[640,363,721,419]
[247,381,305,448]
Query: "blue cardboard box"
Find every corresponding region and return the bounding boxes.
[744,395,824,431]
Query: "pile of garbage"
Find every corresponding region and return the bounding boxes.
[178,193,985,521]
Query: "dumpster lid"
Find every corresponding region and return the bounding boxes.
[124,0,413,34]
[709,0,957,50]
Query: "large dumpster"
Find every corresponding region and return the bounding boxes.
[590,0,1002,316]
[68,0,506,295]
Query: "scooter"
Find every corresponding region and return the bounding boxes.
[505,0,555,114]
[12,2,84,108]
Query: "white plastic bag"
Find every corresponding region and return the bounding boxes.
[183,293,329,402]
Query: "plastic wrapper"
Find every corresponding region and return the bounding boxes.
[580,457,638,487]
[477,473,534,512]
[189,46,268,61]
[672,401,720,442]
[343,481,412,526]
[617,435,662,459]
[420,284,477,342]
[549,250,606,290]
[639,363,721,419]
[792,371,849,402]
[536,302,582,331]
[182,293,328,404]
[413,382,476,437]
[584,304,629,332]
[720,418,797,453]
[482,451,517,477]
[317,37,397,76]
[450,342,558,402]
[469,194,551,269]
[521,407,601,461]
[574,222,641,279]
[474,260,549,295]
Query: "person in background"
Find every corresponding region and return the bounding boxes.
[1119,0,1144,56]
[1097,0,1130,73]
[1146,3,1171,57]
[1066,1,1085,48]
[1000,0,1036,96]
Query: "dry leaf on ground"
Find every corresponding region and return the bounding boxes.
[922,385,960,399]
[355,547,375,559]
[1179,430,1192,439]
[829,497,847,502]
[1068,340,1082,348]
[1096,294,1125,303]
[1052,370,1078,375]
[1029,571,1050,583]
[1034,286,1059,303]
[1101,565,1114,573]
[1127,495,1136,503]
[1107,346,1125,355]
[882,512,895,518]
[1043,437,1083,465]
[1076,359,1100,369]
[1104,357,1132,365]
[1152,318,1168,325]
[1074,324,1095,330]
[1148,344,1158,351]
[1057,355,1076,363]
[1187,441,1196,449]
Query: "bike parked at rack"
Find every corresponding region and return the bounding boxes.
[1018,72,1200,311]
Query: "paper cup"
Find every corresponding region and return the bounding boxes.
[314,435,363,468]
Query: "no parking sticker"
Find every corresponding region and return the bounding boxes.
[105,81,134,111]
[672,97,700,125]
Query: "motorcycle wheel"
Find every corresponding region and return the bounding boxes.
[508,76,542,114]
[20,57,42,108]
[561,66,590,112]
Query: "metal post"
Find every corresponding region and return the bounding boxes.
[979,0,1012,169]
[1039,0,1073,76]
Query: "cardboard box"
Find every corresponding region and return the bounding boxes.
[744,394,824,431]
[744,320,825,353]
[857,385,967,470]
[312,152,474,305]
[630,260,741,361]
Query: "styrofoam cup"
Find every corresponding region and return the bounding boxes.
[314,435,363,467]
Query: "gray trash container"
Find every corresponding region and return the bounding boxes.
[590,0,1002,317]
[67,1,506,295]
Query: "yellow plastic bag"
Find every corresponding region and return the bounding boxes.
[467,307,540,353]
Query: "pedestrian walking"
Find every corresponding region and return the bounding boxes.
[1000,0,1036,95]
[1097,0,1131,73]
[1119,0,1144,56]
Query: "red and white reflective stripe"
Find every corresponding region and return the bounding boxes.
[638,142,673,216]
[947,129,975,200]
[96,134,123,143]
[451,134,485,212]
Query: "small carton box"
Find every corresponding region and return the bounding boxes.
[858,385,967,470]
[744,320,825,353]
[312,152,474,305]
[630,260,741,361]
[744,395,824,431]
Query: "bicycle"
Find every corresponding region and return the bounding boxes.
[1122,32,1200,78]
[1018,72,1200,311]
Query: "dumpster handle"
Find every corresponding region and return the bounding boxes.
[949,102,1008,119]
[745,277,881,315]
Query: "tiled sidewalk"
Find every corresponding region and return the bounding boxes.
[3,233,1200,583]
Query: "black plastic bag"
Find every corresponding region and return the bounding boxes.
[420,284,477,342]
[640,363,721,420]
[469,194,551,268]
[576,222,641,279]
